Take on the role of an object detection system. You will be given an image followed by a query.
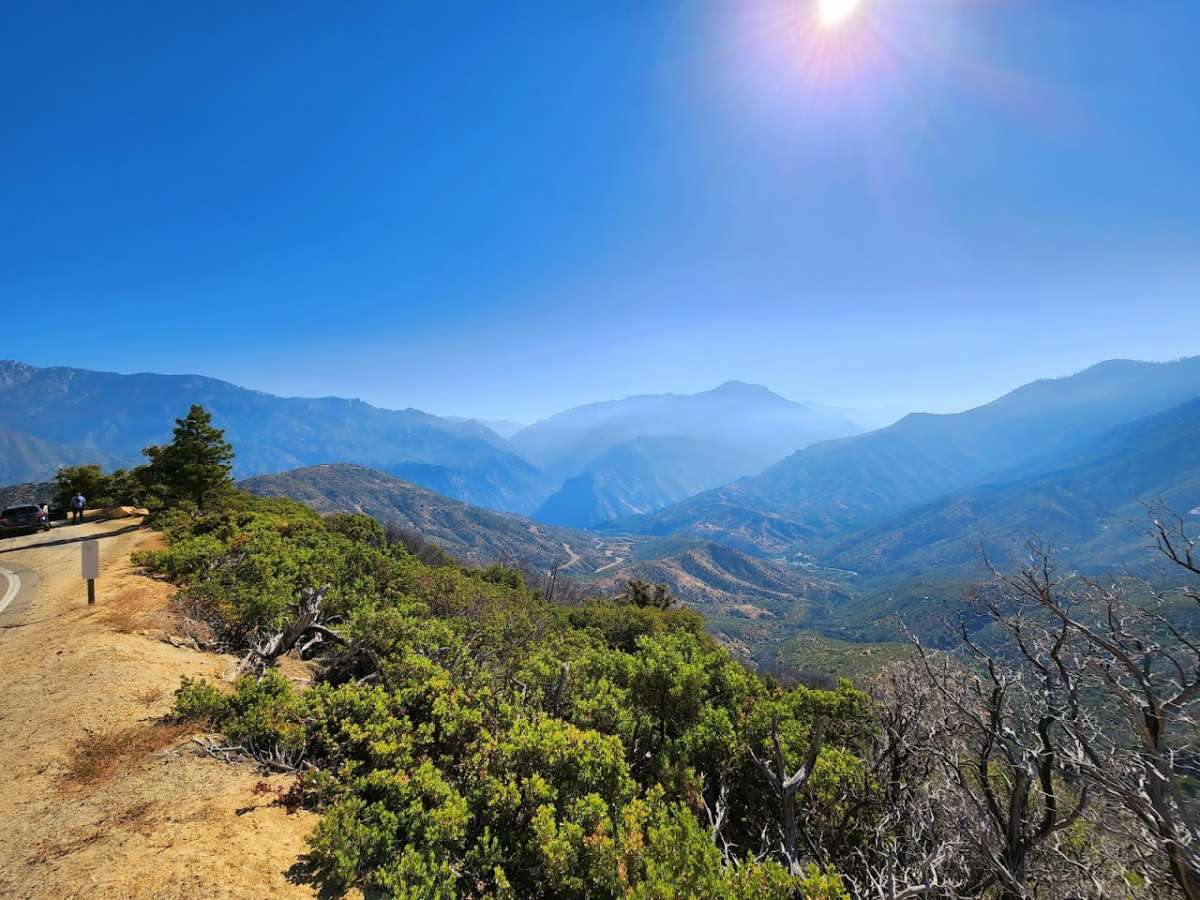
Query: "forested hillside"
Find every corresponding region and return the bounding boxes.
[823,397,1200,581]
[240,464,849,650]
[241,463,621,571]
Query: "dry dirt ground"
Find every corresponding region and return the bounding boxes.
[0,516,319,899]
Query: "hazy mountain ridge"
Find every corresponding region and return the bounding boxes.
[0,425,126,485]
[821,395,1200,582]
[533,435,754,528]
[512,380,865,482]
[612,357,1200,557]
[0,361,550,513]
[0,363,872,519]
[241,464,609,571]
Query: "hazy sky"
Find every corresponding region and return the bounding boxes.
[3,2,1197,423]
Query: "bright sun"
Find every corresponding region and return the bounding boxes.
[817,0,862,28]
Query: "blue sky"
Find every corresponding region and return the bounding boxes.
[2,1,1197,423]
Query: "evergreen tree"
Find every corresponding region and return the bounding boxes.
[51,464,108,509]
[144,404,234,509]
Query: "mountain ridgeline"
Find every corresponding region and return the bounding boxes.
[518,380,866,527]
[822,395,1200,581]
[533,435,753,528]
[0,363,862,522]
[5,355,1200,653]
[241,464,617,572]
[514,380,865,481]
[608,357,1200,556]
[0,361,548,512]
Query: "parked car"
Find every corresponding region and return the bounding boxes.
[0,504,52,536]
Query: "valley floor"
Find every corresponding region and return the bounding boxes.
[0,517,317,899]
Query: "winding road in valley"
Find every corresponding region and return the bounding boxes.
[560,542,582,570]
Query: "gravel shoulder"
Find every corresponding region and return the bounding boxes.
[0,516,317,899]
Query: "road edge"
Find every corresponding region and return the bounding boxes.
[0,565,21,616]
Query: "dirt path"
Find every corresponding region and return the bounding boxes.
[0,517,318,899]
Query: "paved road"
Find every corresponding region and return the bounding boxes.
[0,518,142,625]
[0,564,20,616]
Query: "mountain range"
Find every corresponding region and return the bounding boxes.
[822,395,1200,583]
[0,362,859,521]
[514,380,864,481]
[0,361,551,512]
[606,358,1200,557]
[518,381,865,527]
[533,436,752,528]
[4,355,1199,655]
[594,358,1200,645]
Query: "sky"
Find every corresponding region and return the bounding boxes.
[2,1,1198,423]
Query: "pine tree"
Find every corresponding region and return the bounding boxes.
[144,404,234,509]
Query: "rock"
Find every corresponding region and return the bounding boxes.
[101,506,150,519]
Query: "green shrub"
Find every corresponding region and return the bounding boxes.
[153,490,870,896]
[173,676,230,723]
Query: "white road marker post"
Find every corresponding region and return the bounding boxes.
[82,539,99,605]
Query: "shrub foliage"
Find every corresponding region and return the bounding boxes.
[148,491,872,897]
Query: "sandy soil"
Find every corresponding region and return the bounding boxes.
[0,516,318,899]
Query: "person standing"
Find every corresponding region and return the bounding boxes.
[71,492,85,524]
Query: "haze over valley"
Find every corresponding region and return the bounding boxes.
[6,354,1199,661]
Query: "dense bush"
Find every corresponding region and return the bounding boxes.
[153,493,877,896]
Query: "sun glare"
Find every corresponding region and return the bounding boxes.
[817,0,862,29]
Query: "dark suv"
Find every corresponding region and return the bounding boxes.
[0,504,51,536]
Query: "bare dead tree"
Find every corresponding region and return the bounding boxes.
[903,613,1091,900]
[848,650,1158,899]
[238,585,345,674]
[838,661,973,899]
[700,767,736,867]
[750,717,827,875]
[844,789,973,900]
[508,559,591,607]
[984,530,1200,899]
[1153,507,1200,592]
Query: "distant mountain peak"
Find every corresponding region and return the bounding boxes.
[511,381,866,484]
[709,380,777,396]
